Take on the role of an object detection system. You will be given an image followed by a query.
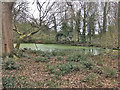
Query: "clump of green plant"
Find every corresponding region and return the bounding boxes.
[22,53,27,57]
[56,62,78,75]
[97,81,102,87]
[36,50,43,54]
[3,59,19,70]
[83,73,97,83]
[103,67,116,78]
[81,60,94,69]
[97,59,103,66]
[35,80,44,88]
[3,75,33,88]
[45,65,55,74]
[66,54,87,62]
[92,67,102,74]
[35,57,49,62]
[29,50,37,54]
[45,54,51,59]
[51,51,57,56]
[12,49,25,57]
[41,52,46,57]
[46,78,57,88]
[35,50,43,56]
[55,56,64,61]
[39,52,52,58]
[27,56,31,59]
[58,51,66,56]
[2,76,17,87]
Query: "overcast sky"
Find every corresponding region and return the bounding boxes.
[26,0,99,33]
[24,0,116,34]
[27,0,39,19]
[27,0,58,19]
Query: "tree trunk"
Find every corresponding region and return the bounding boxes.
[82,3,86,43]
[0,2,2,57]
[15,35,26,49]
[77,32,79,42]
[2,2,14,55]
[118,2,120,82]
[102,2,107,33]
[118,2,120,50]
[15,37,22,49]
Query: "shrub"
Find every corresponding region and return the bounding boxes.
[103,67,116,78]
[35,57,49,62]
[4,60,18,70]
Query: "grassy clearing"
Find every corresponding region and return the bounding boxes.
[2,49,118,88]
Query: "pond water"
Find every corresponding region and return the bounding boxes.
[14,43,107,55]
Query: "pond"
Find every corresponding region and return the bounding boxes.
[14,43,109,55]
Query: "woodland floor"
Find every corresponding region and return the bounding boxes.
[2,49,119,88]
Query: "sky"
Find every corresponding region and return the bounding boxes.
[26,0,99,33]
[27,0,39,19]
[27,0,59,19]
[23,0,115,34]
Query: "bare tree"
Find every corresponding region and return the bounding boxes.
[12,0,56,49]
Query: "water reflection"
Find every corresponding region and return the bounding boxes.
[36,47,102,55]
[17,43,105,55]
